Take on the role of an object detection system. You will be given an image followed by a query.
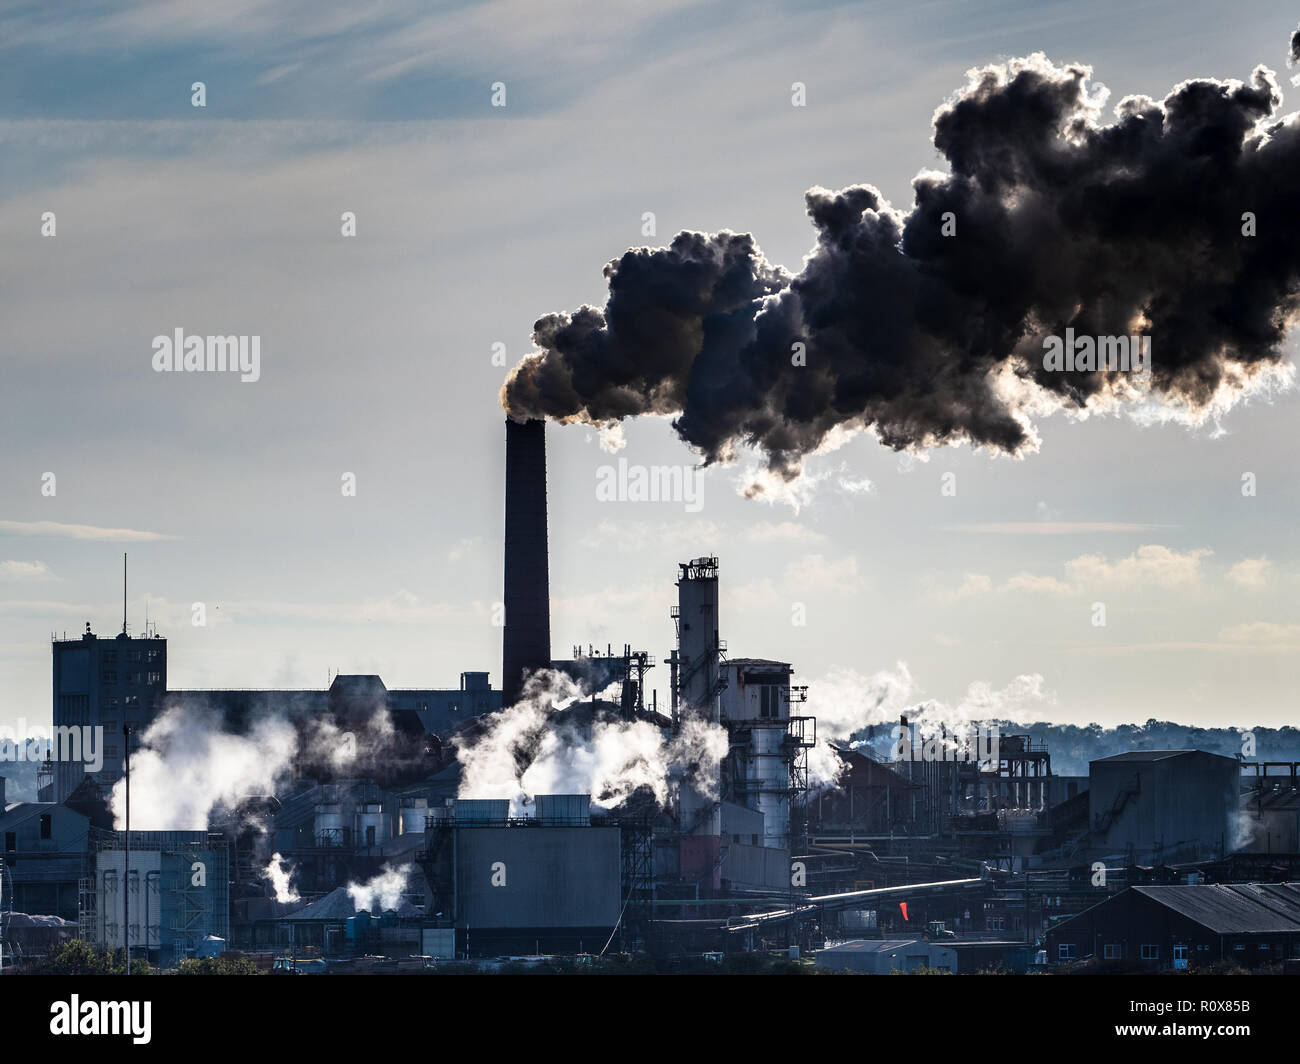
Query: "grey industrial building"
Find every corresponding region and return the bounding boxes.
[1047,882,1300,970]
[1087,750,1240,864]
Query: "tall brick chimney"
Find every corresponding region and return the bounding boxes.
[502,418,551,706]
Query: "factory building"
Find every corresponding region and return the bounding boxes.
[49,625,166,801]
[813,938,959,973]
[87,830,230,968]
[422,795,629,956]
[0,778,90,921]
[804,748,924,838]
[1240,763,1300,854]
[1087,750,1239,864]
[1047,883,1300,970]
[8,412,1289,969]
[44,635,498,806]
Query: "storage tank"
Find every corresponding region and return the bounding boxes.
[355,802,388,847]
[314,803,344,847]
[399,798,428,835]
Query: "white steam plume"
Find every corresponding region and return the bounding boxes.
[263,852,300,904]
[110,708,298,830]
[107,699,399,831]
[455,668,729,816]
[346,863,412,913]
[806,663,1054,741]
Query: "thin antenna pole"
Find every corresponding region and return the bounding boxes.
[122,553,127,635]
[123,723,131,976]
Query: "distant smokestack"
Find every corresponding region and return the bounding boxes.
[502,418,551,707]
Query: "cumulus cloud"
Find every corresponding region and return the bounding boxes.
[1226,556,1272,589]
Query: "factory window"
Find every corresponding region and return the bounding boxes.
[147,672,161,685]
[101,671,117,684]
[103,698,117,710]
[147,648,161,662]
[366,826,376,846]
[1057,943,1075,960]
[1104,944,1121,960]
[124,695,139,707]
[128,650,141,662]
[39,814,52,840]
[103,720,118,733]
[102,650,116,664]
[1140,944,1159,960]
[127,672,141,685]
[105,745,118,758]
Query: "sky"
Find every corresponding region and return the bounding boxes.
[2,0,1299,732]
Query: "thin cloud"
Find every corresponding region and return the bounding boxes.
[0,560,55,581]
[0,519,175,542]
[947,522,1166,534]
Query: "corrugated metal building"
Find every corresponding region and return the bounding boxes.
[91,830,229,968]
[428,797,624,955]
[1047,882,1300,969]
[1088,750,1239,864]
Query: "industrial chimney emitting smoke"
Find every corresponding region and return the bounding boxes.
[502,418,551,707]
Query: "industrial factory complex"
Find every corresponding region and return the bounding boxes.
[2,419,1299,976]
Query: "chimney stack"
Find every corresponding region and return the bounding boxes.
[502,418,551,706]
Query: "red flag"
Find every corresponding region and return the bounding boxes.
[899,901,908,921]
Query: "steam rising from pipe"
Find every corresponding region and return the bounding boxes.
[110,708,298,831]
[109,698,415,831]
[346,864,412,913]
[503,38,1300,483]
[454,669,728,816]
[263,853,300,905]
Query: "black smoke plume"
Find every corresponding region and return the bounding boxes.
[502,37,1300,481]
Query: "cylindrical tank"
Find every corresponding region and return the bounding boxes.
[753,724,791,851]
[314,803,343,847]
[399,798,428,835]
[355,803,388,846]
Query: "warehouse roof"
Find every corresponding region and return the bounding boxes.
[1093,750,1199,763]
[817,939,927,955]
[1133,883,1300,934]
